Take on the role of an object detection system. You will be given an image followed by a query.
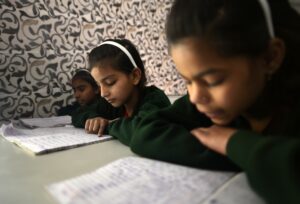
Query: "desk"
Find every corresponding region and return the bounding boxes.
[0,137,135,204]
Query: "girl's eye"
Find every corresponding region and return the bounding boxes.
[104,80,116,86]
[78,87,86,92]
[206,78,224,87]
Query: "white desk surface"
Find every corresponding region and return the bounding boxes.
[0,136,135,204]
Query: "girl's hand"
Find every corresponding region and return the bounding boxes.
[190,125,237,155]
[85,117,109,136]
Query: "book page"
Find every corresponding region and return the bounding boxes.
[0,123,112,154]
[11,116,72,129]
[47,157,235,204]
[202,173,265,204]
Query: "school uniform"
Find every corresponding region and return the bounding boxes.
[227,115,300,204]
[56,102,80,116]
[131,94,300,202]
[71,96,123,128]
[108,85,171,145]
[130,94,239,171]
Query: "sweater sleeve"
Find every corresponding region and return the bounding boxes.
[71,107,94,128]
[108,87,171,146]
[130,95,240,171]
[71,97,122,128]
[227,130,300,204]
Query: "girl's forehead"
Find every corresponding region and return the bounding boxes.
[91,65,127,77]
[171,38,222,66]
[72,78,92,86]
[170,38,261,79]
[172,37,218,55]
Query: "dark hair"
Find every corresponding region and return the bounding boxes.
[88,39,147,89]
[166,0,300,113]
[72,69,99,92]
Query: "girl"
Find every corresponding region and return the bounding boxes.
[85,39,170,145]
[131,0,300,203]
[69,69,123,128]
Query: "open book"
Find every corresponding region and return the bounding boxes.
[11,115,72,129]
[0,121,112,155]
[47,157,265,204]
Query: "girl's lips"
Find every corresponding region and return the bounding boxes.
[106,98,115,104]
[203,110,224,119]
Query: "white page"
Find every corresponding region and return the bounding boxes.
[0,123,112,154]
[47,157,235,204]
[11,116,72,129]
[202,173,265,204]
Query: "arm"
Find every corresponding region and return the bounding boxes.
[56,102,80,116]
[71,97,122,128]
[130,95,239,171]
[192,126,300,203]
[227,131,300,204]
[109,89,171,146]
[71,107,95,128]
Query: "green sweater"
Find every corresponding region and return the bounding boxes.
[132,94,300,203]
[108,86,171,145]
[227,130,300,204]
[131,95,240,171]
[71,96,123,128]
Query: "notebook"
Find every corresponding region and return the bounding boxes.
[0,121,112,155]
[47,157,265,204]
[11,115,72,129]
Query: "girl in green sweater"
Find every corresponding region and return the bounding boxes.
[69,69,123,128]
[132,0,300,203]
[85,39,170,144]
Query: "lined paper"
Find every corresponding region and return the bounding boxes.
[202,173,265,204]
[0,123,112,154]
[47,157,235,204]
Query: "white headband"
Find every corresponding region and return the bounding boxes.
[99,41,138,68]
[258,0,275,38]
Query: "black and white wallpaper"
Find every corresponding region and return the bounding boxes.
[0,0,186,120]
[1,0,299,120]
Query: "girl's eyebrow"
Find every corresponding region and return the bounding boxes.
[73,84,86,89]
[180,68,220,80]
[193,68,220,79]
[100,74,115,82]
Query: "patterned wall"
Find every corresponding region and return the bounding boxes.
[1,0,299,120]
[0,0,186,120]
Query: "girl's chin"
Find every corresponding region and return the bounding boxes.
[210,117,232,126]
[110,102,121,108]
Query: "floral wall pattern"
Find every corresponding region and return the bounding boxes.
[1,0,299,120]
[0,0,186,120]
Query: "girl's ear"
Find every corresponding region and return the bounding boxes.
[264,38,286,75]
[131,68,142,85]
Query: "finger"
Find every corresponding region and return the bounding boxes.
[92,120,100,133]
[88,120,97,133]
[84,119,91,132]
[98,121,105,136]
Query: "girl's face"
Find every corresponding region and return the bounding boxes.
[171,38,268,125]
[72,78,98,106]
[91,66,138,108]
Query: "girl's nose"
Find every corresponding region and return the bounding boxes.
[100,86,109,98]
[74,91,80,99]
[188,84,210,105]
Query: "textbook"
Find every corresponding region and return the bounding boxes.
[47,157,265,204]
[0,122,112,155]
